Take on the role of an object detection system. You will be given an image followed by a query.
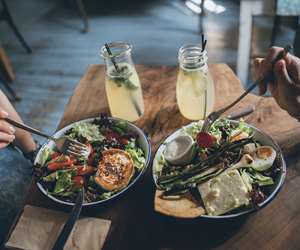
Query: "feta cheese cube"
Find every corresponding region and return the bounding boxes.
[198,169,250,216]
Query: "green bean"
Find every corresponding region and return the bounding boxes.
[158,138,253,186]
[162,168,224,196]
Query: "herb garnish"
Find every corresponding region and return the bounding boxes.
[109,65,138,90]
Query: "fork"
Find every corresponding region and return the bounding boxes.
[201,44,293,133]
[5,117,90,159]
[52,188,84,250]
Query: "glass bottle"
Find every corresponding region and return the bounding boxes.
[176,44,215,120]
[101,42,144,122]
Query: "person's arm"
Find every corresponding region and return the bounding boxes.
[0,90,36,152]
[253,46,300,120]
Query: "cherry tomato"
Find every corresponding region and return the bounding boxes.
[50,152,60,160]
[47,158,73,172]
[196,132,215,148]
[119,137,129,145]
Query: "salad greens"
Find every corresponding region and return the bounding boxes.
[35,115,146,203]
[182,121,202,139]
[42,169,79,198]
[39,147,53,166]
[241,168,274,187]
[156,118,280,213]
[236,120,253,136]
[67,122,104,142]
[113,121,129,135]
[125,141,146,170]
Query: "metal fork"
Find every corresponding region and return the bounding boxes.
[5,117,90,159]
[201,44,293,133]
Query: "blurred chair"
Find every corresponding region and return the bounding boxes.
[270,0,300,48]
[0,0,27,100]
[74,0,89,33]
[237,0,300,85]
[0,45,20,101]
[0,0,32,53]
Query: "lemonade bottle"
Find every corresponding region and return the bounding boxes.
[101,42,144,122]
[176,44,215,120]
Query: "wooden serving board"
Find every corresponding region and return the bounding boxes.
[58,64,300,218]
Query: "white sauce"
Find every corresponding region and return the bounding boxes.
[165,137,191,159]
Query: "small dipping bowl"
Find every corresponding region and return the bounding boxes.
[164,135,195,165]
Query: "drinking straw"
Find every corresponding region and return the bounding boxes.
[201,34,207,52]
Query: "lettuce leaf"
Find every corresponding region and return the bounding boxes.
[52,169,77,194]
[39,147,53,166]
[240,168,274,187]
[209,119,232,140]
[183,122,202,139]
[237,120,253,136]
[67,122,104,142]
[125,140,146,170]
[42,172,57,182]
[112,121,128,135]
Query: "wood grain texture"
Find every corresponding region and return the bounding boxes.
[27,64,300,250]
[154,190,205,218]
[58,64,300,154]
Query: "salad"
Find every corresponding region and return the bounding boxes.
[34,115,146,203]
[155,119,281,216]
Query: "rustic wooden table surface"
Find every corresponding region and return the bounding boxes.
[27,64,300,250]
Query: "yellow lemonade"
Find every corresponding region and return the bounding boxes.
[176,67,214,120]
[105,63,144,122]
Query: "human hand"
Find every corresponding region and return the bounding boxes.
[254,46,300,120]
[0,109,15,149]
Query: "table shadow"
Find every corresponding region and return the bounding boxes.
[150,214,249,250]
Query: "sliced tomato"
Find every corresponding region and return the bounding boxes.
[119,137,129,145]
[50,152,61,160]
[73,176,85,187]
[47,161,73,172]
[77,166,96,175]
[47,156,74,172]
[196,132,216,148]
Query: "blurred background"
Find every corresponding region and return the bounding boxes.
[0,0,299,136]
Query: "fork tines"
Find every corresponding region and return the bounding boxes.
[66,139,90,159]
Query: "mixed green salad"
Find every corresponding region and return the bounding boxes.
[155,119,281,216]
[34,114,146,203]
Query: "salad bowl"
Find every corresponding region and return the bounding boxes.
[153,119,286,219]
[34,116,151,206]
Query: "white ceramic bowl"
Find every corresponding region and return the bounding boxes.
[34,117,151,206]
[152,120,286,219]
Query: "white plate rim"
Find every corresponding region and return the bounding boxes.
[152,119,286,219]
[34,116,151,206]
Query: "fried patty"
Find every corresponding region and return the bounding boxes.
[95,148,134,191]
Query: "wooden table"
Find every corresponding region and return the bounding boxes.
[27,64,300,250]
